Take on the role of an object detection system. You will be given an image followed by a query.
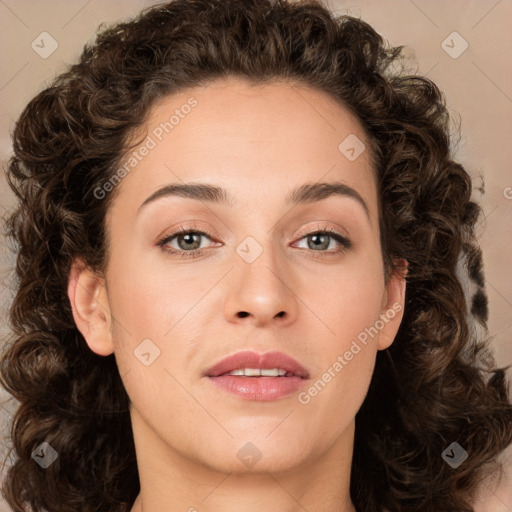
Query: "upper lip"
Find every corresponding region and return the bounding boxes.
[204,350,310,379]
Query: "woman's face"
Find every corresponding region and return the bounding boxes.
[69,77,406,476]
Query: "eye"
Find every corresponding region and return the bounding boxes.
[293,226,352,255]
[156,224,352,259]
[156,226,219,259]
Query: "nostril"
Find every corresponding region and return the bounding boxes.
[237,311,250,318]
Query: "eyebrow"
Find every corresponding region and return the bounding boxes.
[137,181,370,219]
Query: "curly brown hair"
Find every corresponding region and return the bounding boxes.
[1,0,511,511]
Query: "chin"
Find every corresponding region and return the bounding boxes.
[185,433,317,476]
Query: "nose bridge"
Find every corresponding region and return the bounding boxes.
[237,230,286,292]
[224,229,297,325]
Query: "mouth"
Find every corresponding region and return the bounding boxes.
[204,350,310,401]
[204,350,310,379]
[215,368,302,377]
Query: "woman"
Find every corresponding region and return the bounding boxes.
[1,0,511,511]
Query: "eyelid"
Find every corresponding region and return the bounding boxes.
[293,222,350,242]
[156,221,218,243]
[156,222,219,246]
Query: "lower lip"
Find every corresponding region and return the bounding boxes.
[207,375,308,401]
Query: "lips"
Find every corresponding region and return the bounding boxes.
[204,350,310,379]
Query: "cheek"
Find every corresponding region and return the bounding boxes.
[298,345,375,447]
[298,271,382,428]
[105,259,197,419]
[300,252,383,406]
[107,252,207,335]
[106,253,221,382]
[312,251,385,344]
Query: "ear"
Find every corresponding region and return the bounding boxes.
[67,258,114,356]
[377,258,408,351]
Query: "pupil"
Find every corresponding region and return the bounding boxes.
[180,233,200,250]
[310,234,328,250]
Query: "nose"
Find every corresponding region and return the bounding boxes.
[223,241,299,327]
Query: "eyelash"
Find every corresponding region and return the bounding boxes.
[155,223,352,259]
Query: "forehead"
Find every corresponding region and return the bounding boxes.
[108,77,379,228]
[146,76,371,149]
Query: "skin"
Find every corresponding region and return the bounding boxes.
[68,76,407,512]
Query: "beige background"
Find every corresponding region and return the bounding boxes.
[0,0,511,510]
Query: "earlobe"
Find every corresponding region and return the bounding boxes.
[377,258,408,351]
[67,258,114,356]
